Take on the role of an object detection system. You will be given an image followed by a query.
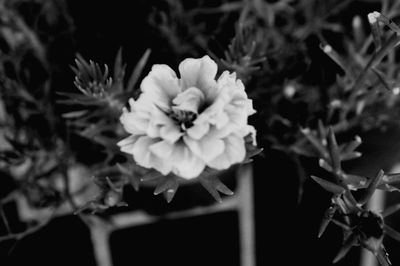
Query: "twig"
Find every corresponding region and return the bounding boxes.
[0,204,11,234]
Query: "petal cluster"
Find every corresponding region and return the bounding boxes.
[118,56,256,179]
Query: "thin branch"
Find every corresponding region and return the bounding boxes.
[0,204,11,234]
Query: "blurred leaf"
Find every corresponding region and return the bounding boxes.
[153,176,179,203]
[199,174,234,203]
[126,49,151,93]
[333,233,358,263]
[311,175,345,194]
[319,204,337,238]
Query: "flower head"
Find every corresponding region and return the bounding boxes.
[118,56,256,179]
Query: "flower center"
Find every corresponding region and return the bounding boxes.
[170,109,197,131]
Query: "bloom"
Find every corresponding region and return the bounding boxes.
[118,55,256,179]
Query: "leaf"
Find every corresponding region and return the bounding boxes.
[382,203,400,217]
[116,163,140,191]
[300,128,328,159]
[318,205,337,238]
[339,136,362,155]
[311,175,345,194]
[153,177,179,203]
[199,175,234,203]
[378,173,400,192]
[243,137,263,163]
[332,233,358,263]
[62,110,88,119]
[340,152,362,161]
[327,127,341,173]
[376,248,392,266]
[384,225,400,242]
[359,170,385,205]
[126,49,151,93]
[319,158,332,172]
[140,169,165,182]
[342,174,368,190]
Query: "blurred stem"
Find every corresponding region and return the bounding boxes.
[0,213,53,242]
[88,216,113,266]
[291,153,307,203]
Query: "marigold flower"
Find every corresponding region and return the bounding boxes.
[118,55,256,179]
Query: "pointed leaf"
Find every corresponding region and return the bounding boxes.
[378,173,400,191]
[327,127,341,173]
[153,176,179,203]
[384,225,400,242]
[140,170,164,182]
[376,248,392,266]
[333,233,358,263]
[318,205,337,238]
[311,175,345,194]
[300,128,328,158]
[339,136,362,154]
[359,170,385,205]
[163,182,179,203]
[382,203,400,217]
[126,49,151,92]
[199,175,233,203]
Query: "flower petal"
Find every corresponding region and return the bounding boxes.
[178,56,217,98]
[117,135,140,153]
[131,136,157,168]
[184,133,225,163]
[169,142,206,179]
[149,140,174,159]
[120,111,148,135]
[172,87,205,113]
[186,122,210,140]
[130,136,172,175]
[141,64,181,111]
[160,124,183,143]
[207,134,246,170]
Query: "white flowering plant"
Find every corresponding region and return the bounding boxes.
[3,0,400,265]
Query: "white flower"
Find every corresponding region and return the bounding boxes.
[118,55,256,179]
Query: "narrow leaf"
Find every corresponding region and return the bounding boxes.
[384,225,400,242]
[126,49,151,92]
[318,205,337,238]
[163,181,179,203]
[199,176,233,202]
[300,128,328,158]
[376,247,392,266]
[311,175,345,194]
[153,176,179,203]
[382,203,400,217]
[140,170,164,182]
[340,136,362,155]
[327,127,341,173]
[359,170,385,205]
[333,233,358,263]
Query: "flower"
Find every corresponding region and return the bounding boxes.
[118,55,256,179]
